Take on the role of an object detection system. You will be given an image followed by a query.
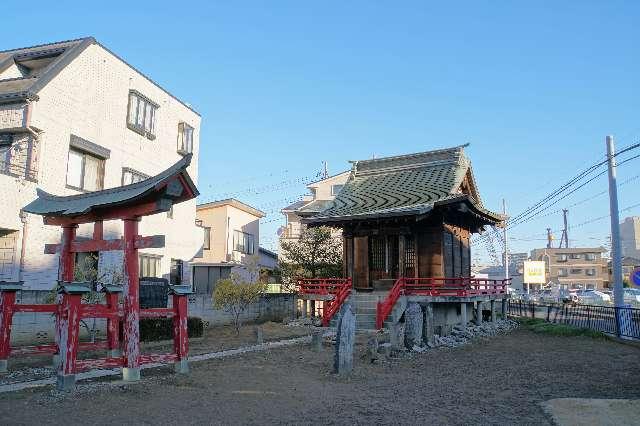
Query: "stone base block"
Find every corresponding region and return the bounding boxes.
[57,374,76,391]
[122,367,141,382]
[52,354,60,369]
[174,360,189,374]
[0,359,7,373]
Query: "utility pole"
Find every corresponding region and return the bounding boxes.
[503,199,509,280]
[546,228,553,248]
[322,161,328,179]
[606,135,624,337]
[562,209,569,248]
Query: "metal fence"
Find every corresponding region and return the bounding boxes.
[508,300,640,340]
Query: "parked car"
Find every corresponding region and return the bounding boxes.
[577,290,612,305]
[538,290,556,304]
[559,289,579,305]
[623,288,640,305]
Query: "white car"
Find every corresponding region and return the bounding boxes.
[578,290,612,305]
[623,288,640,304]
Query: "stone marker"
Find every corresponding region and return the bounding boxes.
[311,329,323,352]
[254,325,264,344]
[404,302,423,349]
[377,342,392,357]
[366,335,379,363]
[490,300,497,323]
[333,303,356,374]
[390,321,405,351]
[423,303,435,347]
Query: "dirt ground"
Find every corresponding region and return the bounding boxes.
[1,328,639,425]
[1,321,310,383]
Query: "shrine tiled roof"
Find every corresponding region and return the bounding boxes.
[23,154,198,219]
[305,145,503,225]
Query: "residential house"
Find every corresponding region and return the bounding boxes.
[529,247,607,290]
[278,171,349,260]
[192,199,265,293]
[0,37,202,289]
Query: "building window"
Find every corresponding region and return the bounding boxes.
[233,230,255,254]
[203,227,211,250]
[127,90,158,139]
[585,253,596,261]
[177,122,194,154]
[170,259,183,285]
[586,268,596,276]
[66,148,104,191]
[139,254,161,278]
[570,268,583,275]
[570,253,581,260]
[558,268,568,277]
[557,254,568,262]
[331,184,344,196]
[122,167,149,185]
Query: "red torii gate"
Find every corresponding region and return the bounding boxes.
[0,155,198,390]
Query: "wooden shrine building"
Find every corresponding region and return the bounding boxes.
[306,144,504,290]
[297,145,510,330]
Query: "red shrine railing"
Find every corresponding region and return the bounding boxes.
[296,278,352,326]
[376,277,511,329]
[0,281,190,375]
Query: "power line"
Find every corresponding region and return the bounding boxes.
[473,143,640,245]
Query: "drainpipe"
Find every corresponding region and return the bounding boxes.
[18,210,28,282]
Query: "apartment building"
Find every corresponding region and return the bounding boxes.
[0,37,202,289]
[192,199,265,294]
[278,171,349,259]
[529,247,607,290]
[620,216,640,259]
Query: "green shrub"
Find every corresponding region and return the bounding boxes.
[516,317,606,338]
[139,317,204,342]
[213,274,267,334]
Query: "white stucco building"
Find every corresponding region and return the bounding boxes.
[278,171,349,260]
[192,199,266,293]
[0,37,202,289]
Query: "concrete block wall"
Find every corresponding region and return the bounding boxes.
[187,294,296,326]
[8,291,295,345]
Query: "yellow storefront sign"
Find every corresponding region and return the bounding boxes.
[523,260,546,284]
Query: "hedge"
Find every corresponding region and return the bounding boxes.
[139,317,204,342]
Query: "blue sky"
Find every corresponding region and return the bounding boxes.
[3,1,639,258]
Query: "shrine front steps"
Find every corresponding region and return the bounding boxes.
[330,291,407,331]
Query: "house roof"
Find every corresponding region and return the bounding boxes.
[197,198,265,218]
[0,37,199,115]
[306,170,350,186]
[297,199,334,216]
[259,247,278,259]
[305,145,503,225]
[0,38,92,104]
[282,200,307,212]
[23,154,198,223]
